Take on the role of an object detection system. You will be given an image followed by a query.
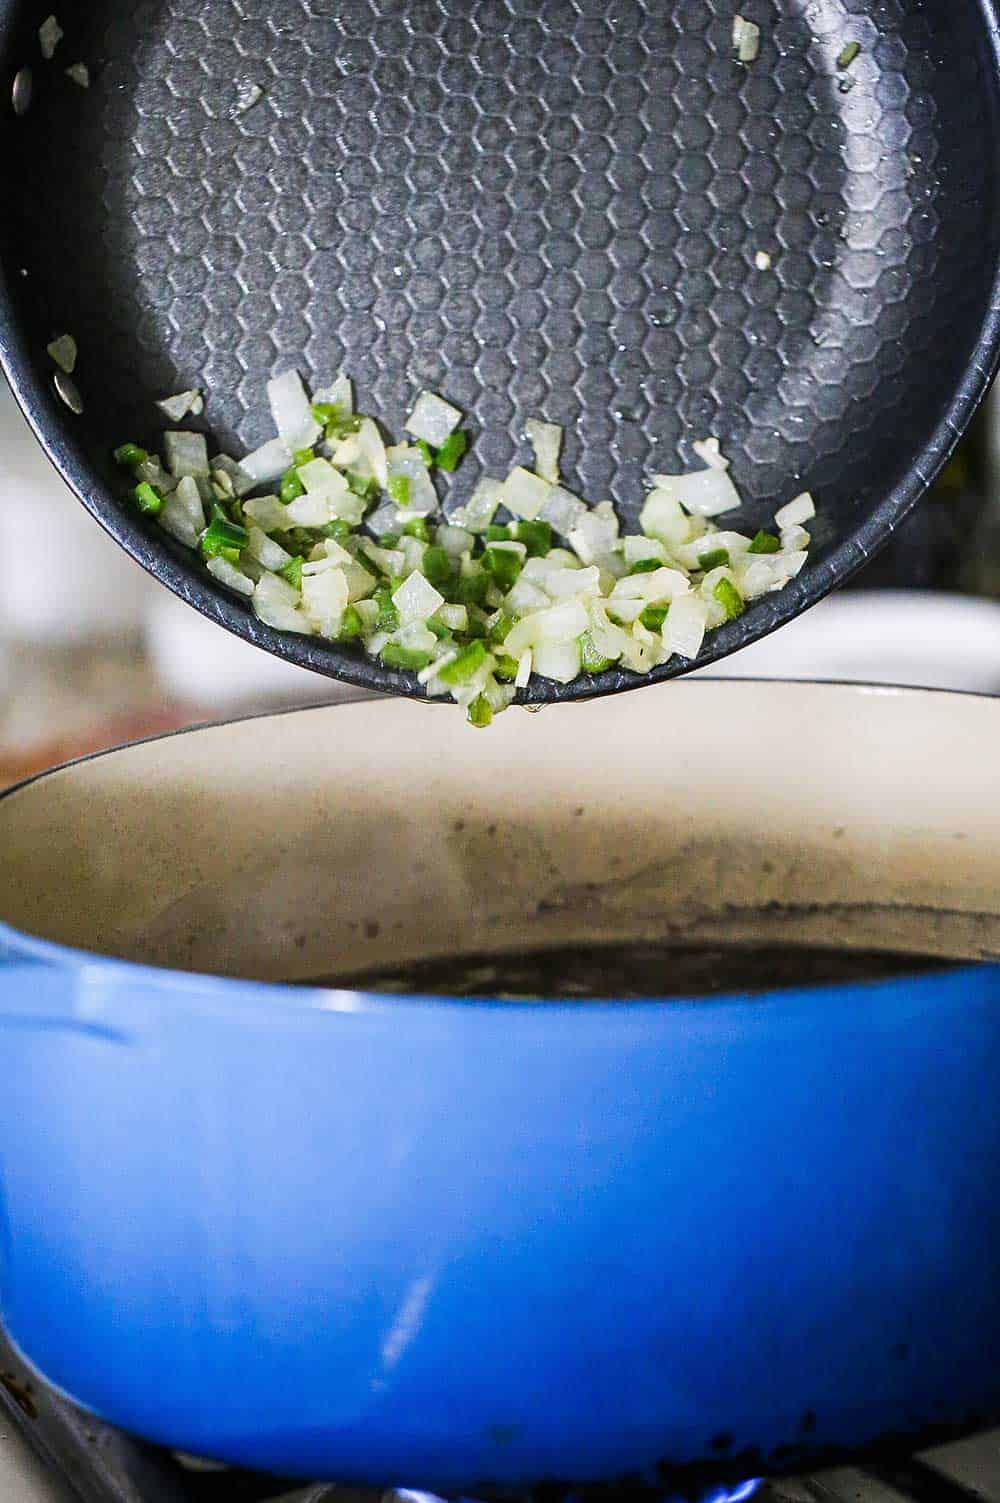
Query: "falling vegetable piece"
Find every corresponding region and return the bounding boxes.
[47,333,77,373]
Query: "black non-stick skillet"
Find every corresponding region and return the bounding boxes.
[2,0,1000,702]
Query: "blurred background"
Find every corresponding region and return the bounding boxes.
[4,372,1000,789]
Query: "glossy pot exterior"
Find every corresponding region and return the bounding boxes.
[1,684,999,1491]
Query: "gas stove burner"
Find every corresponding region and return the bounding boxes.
[1,1322,997,1503]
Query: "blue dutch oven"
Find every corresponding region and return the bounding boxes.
[1,683,999,1492]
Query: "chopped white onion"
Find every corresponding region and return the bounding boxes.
[665,594,709,659]
[156,390,201,422]
[241,495,286,533]
[356,417,389,489]
[136,458,174,495]
[47,334,76,373]
[392,570,445,625]
[298,456,347,499]
[502,466,552,521]
[620,621,663,674]
[505,598,590,656]
[164,430,210,478]
[241,437,293,484]
[267,370,321,451]
[539,484,588,538]
[253,572,311,633]
[39,15,62,58]
[737,557,782,600]
[611,566,691,605]
[506,578,551,614]
[781,523,811,552]
[450,477,503,531]
[245,525,291,571]
[344,559,377,602]
[65,62,89,87]
[157,490,201,550]
[282,492,330,527]
[211,453,254,497]
[207,555,255,596]
[774,549,808,581]
[532,639,582,684]
[233,81,263,116]
[651,467,742,517]
[301,566,349,634]
[360,539,406,577]
[733,15,760,62]
[438,603,468,632]
[691,437,729,470]
[775,491,815,529]
[545,565,601,598]
[525,418,563,485]
[568,509,619,564]
[640,487,690,546]
[437,524,475,557]
[386,443,438,516]
[515,650,533,688]
[406,390,462,448]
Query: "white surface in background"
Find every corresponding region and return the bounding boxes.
[698,591,1000,695]
[0,384,151,643]
[145,587,367,710]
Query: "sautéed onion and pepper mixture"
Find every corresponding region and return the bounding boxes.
[115,373,815,723]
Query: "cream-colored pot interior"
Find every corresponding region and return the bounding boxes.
[1,681,999,983]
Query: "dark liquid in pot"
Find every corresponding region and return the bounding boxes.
[307,941,951,1000]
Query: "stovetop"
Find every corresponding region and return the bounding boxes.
[2,1322,999,1503]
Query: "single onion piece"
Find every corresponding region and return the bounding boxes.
[241,436,293,484]
[775,491,815,529]
[781,523,811,552]
[267,370,321,451]
[532,639,582,684]
[392,570,445,625]
[312,373,353,412]
[211,454,255,497]
[406,390,462,448]
[156,390,201,422]
[164,430,210,478]
[39,14,63,58]
[253,573,312,633]
[243,494,289,533]
[436,524,475,557]
[357,417,389,489]
[525,418,563,485]
[623,535,667,565]
[207,555,255,596]
[568,509,619,564]
[245,525,292,572]
[665,594,709,659]
[539,484,587,538]
[301,566,349,634]
[502,466,552,521]
[651,467,742,518]
[450,477,503,531]
[691,437,728,471]
[47,333,77,373]
[386,443,438,515]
